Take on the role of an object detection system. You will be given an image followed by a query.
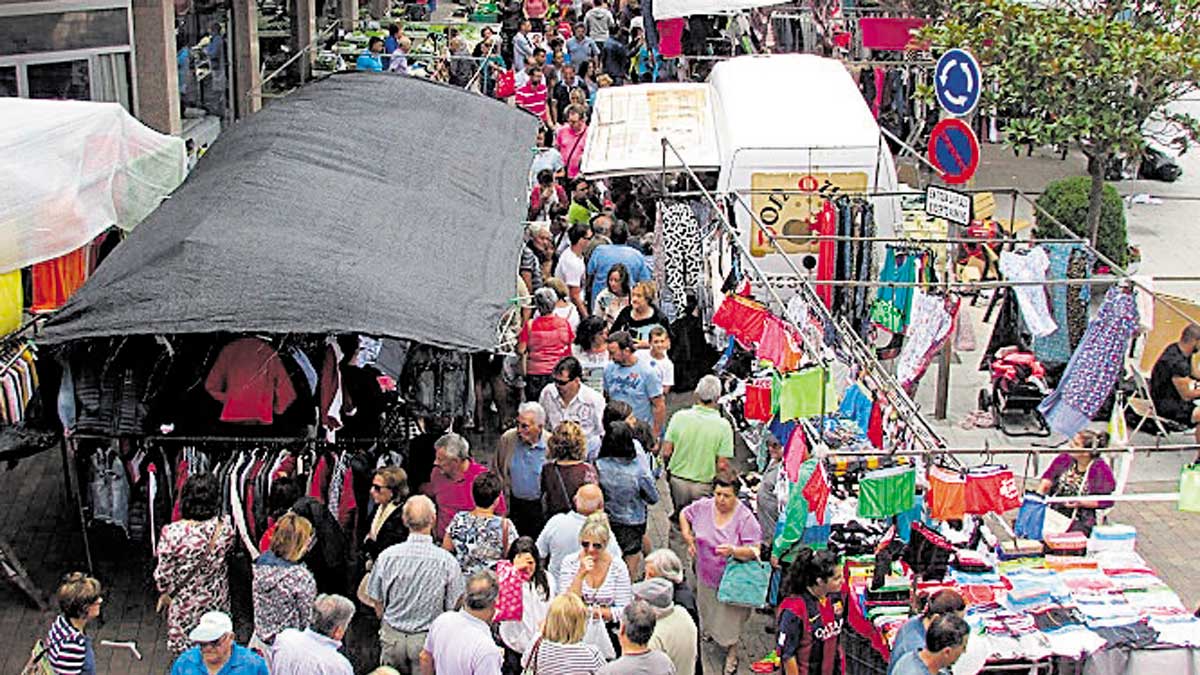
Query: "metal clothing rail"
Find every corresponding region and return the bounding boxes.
[659,138,945,453]
[822,443,1199,456]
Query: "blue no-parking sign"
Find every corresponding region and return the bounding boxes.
[935,48,982,117]
[927,118,980,184]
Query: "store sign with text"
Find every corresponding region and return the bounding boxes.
[749,172,868,257]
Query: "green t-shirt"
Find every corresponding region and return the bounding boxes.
[567,201,594,226]
[665,404,734,483]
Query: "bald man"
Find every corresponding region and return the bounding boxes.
[536,483,623,578]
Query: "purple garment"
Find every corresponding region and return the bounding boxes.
[681,498,762,589]
[1041,453,1116,509]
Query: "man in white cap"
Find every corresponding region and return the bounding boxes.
[631,577,697,675]
[169,611,268,675]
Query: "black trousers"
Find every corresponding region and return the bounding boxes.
[508,496,545,542]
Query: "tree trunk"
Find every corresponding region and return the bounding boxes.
[1086,154,1107,249]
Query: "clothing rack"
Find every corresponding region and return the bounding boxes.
[659,137,945,454]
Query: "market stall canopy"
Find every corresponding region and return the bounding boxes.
[42,73,540,351]
[652,0,782,19]
[581,82,720,178]
[0,98,187,274]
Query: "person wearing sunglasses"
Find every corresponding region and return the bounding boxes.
[539,356,606,460]
[558,512,632,659]
[170,611,268,675]
[40,572,103,675]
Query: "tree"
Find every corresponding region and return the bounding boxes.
[917,0,1200,251]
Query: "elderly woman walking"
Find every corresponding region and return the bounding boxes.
[518,287,576,402]
[155,473,235,654]
[679,467,762,674]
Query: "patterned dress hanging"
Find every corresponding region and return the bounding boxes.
[1037,287,1139,437]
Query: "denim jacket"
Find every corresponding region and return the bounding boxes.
[596,456,659,525]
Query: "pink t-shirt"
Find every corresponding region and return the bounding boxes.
[555,124,588,179]
[524,0,547,18]
[428,461,508,538]
[681,497,762,588]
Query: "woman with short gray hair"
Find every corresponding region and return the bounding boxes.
[518,286,576,402]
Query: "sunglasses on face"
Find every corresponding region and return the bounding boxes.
[370,483,390,492]
[582,541,604,550]
[554,378,574,387]
[198,636,226,650]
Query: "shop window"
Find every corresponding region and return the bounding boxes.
[0,9,130,57]
[27,60,90,101]
[0,67,15,97]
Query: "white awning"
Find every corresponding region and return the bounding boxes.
[652,0,784,20]
[0,98,187,273]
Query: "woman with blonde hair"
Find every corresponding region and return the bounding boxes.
[522,593,605,674]
[251,513,317,651]
[557,512,632,660]
[610,280,668,349]
[41,572,103,674]
[540,420,598,517]
[545,277,581,330]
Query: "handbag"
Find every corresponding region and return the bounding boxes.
[494,559,526,622]
[522,636,543,675]
[20,641,53,675]
[495,69,516,98]
[1179,463,1200,513]
[717,557,772,608]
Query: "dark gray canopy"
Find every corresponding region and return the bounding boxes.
[42,73,539,351]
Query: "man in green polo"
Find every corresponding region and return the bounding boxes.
[661,374,734,519]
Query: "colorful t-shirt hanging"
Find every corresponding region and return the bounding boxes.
[711,294,769,347]
[1037,287,1139,437]
[32,245,89,312]
[857,466,915,519]
[0,271,21,337]
[778,367,837,421]
[757,315,805,372]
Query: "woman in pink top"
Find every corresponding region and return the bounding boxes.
[679,467,762,674]
[524,0,549,31]
[555,104,588,179]
[518,287,575,402]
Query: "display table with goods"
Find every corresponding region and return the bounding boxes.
[791,493,1200,675]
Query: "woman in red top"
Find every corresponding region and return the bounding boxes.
[778,548,845,675]
[518,287,575,402]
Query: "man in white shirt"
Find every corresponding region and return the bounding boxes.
[537,483,622,578]
[271,594,356,675]
[513,19,534,72]
[419,570,503,675]
[554,222,592,319]
[539,356,605,457]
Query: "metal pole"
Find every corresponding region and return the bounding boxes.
[821,442,1199,456]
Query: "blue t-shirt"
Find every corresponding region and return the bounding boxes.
[586,244,651,303]
[356,52,383,72]
[510,439,547,501]
[603,357,662,426]
[171,644,270,675]
[891,651,934,675]
[887,617,927,675]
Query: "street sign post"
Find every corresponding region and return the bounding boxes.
[935,48,982,117]
[927,118,980,185]
[925,185,973,225]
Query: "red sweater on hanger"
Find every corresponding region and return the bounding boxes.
[204,337,297,424]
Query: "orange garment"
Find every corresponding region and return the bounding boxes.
[32,246,89,312]
[926,465,966,520]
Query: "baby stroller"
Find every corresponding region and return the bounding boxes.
[978,348,1051,437]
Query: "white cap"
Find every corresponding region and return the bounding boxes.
[188,611,233,642]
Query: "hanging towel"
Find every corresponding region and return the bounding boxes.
[778,367,837,421]
[0,271,21,337]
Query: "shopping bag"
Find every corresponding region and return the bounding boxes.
[582,613,616,660]
[493,560,527,622]
[717,558,772,608]
[1179,463,1200,513]
[1013,492,1047,541]
[1108,394,1129,447]
[494,69,515,98]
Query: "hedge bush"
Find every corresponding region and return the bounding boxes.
[1034,176,1128,267]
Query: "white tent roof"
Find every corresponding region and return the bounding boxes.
[709,54,883,165]
[653,0,783,20]
[581,82,720,177]
[0,98,187,274]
